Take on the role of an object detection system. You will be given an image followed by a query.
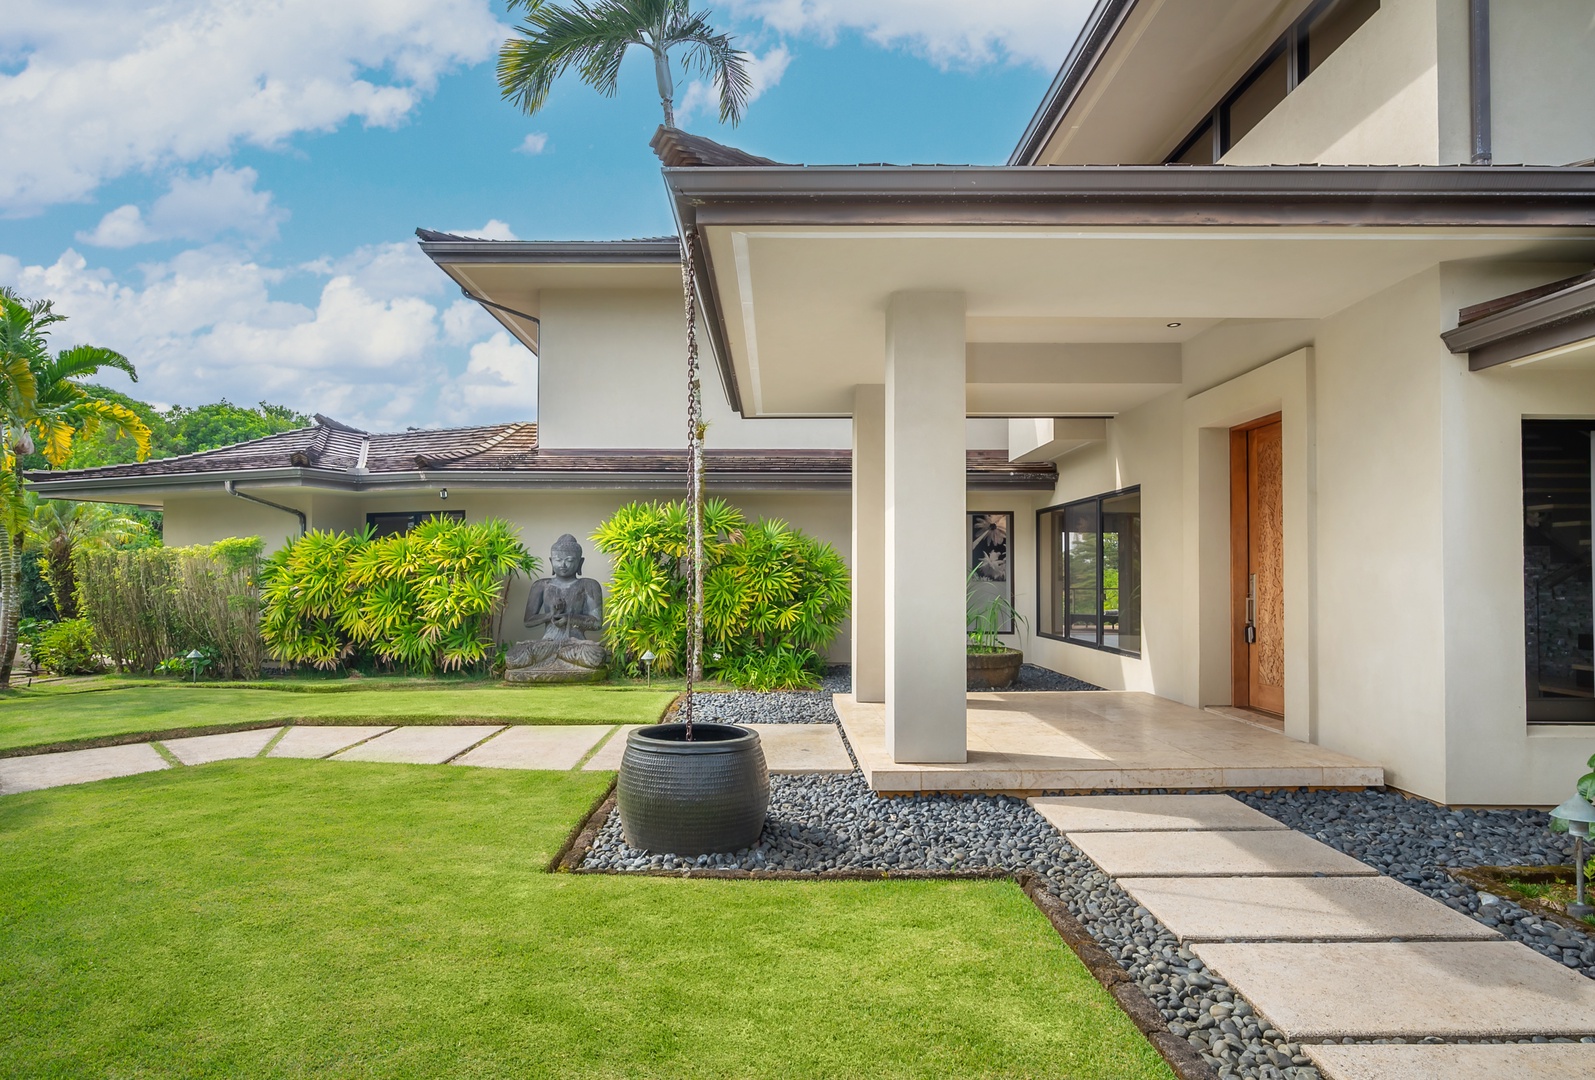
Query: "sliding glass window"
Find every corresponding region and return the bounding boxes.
[1039,488,1141,655]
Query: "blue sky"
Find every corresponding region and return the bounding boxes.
[1,0,1083,429]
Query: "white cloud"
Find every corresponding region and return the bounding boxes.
[0,0,506,214]
[0,240,536,431]
[467,219,518,241]
[679,44,792,124]
[729,0,1089,69]
[516,132,550,155]
[447,331,537,418]
[77,166,286,248]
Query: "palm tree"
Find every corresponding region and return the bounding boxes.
[24,495,148,619]
[0,290,151,686]
[497,1,751,707]
[497,0,751,128]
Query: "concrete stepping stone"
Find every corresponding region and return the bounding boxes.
[1304,1043,1595,1080]
[1031,793,1287,833]
[269,725,394,759]
[582,725,641,771]
[742,724,854,774]
[1194,941,1595,1039]
[1118,875,1501,942]
[161,727,283,766]
[1069,829,1376,878]
[0,743,168,795]
[332,725,504,765]
[452,725,613,771]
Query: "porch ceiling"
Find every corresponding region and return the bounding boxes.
[701,225,1595,417]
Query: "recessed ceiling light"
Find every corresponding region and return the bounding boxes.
[1166,321,1182,328]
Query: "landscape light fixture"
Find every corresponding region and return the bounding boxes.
[1550,793,1595,919]
[641,649,656,687]
[185,649,206,684]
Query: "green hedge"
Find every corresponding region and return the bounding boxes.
[74,537,265,678]
[593,499,850,690]
[259,517,535,675]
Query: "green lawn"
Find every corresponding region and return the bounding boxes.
[0,761,1172,1079]
[0,680,680,754]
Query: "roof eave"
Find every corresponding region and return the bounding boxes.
[1008,0,1140,166]
[415,237,680,265]
[1442,277,1595,369]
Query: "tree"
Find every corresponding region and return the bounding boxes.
[24,495,148,619]
[0,291,150,686]
[497,0,752,720]
[497,0,750,129]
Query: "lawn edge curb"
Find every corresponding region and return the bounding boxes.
[1017,872,1219,1080]
[550,782,618,872]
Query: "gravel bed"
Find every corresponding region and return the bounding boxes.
[1234,788,1595,978]
[1008,663,1103,692]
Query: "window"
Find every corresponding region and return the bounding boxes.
[1038,487,1141,655]
[366,510,464,538]
[1166,0,1380,164]
[1523,420,1594,724]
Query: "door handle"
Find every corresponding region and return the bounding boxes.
[1245,573,1257,645]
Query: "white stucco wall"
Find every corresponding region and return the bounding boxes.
[1489,0,1595,166]
[1222,0,1443,166]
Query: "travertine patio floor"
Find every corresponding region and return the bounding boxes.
[834,691,1383,794]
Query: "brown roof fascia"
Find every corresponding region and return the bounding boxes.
[1008,0,1139,166]
[415,233,680,266]
[665,164,1595,228]
[1442,274,1595,370]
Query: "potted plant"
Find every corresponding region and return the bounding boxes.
[967,569,1025,690]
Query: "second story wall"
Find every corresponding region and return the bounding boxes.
[535,287,853,450]
[1491,1,1595,166]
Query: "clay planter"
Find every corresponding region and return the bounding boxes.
[617,722,769,856]
[967,648,1023,690]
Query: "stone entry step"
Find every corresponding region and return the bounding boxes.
[1118,875,1501,942]
[1067,828,1377,878]
[270,725,394,759]
[163,727,283,765]
[1032,793,1288,833]
[0,743,169,795]
[1194,941,1595,1040]
[1304,1043,1595,1080]
[332,725,507,765]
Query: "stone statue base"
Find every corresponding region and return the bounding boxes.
[504,656,607,684]
[503,637,609,684]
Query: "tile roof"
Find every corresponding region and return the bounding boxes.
[24,419,1056,491]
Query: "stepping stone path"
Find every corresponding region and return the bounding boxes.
[1033,792,1595,1078]
[0,721,853,795]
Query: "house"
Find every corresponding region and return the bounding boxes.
[27,0,1595,804]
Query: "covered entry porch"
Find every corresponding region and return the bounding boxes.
[659,145,1595,795]
[834,691,1383,795]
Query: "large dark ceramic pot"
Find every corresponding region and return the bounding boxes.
[617,722,769,856]
[967,647,1024,690]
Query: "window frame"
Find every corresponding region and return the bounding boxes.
[1035,484,1142,657]
[1164,0,1378,164]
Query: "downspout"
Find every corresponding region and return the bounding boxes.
[225,480,306,536]
[1469,0,1491,165]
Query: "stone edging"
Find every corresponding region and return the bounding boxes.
[549,790,1219,1080]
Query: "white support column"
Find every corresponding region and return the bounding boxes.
[851,384,886,703]
[884,291,967,763]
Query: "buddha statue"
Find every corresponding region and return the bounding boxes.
[504,534,610,683]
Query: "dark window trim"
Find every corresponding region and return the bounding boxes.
[1035,484,1142,657]
[1165,0,1376,164]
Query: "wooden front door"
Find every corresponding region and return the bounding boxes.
[1231,415,1285,716]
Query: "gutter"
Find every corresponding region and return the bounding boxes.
[1442,276,1595,370]
[1008,0,1140,166]
[225,480,306,535]
[414,237,680,265]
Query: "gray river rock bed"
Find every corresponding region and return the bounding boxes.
[583,689,1594,1079]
